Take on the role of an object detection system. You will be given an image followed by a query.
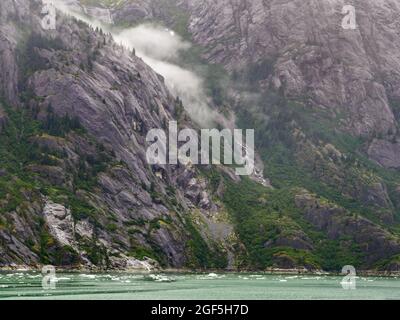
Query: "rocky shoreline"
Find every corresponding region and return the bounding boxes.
[1,265,399,278]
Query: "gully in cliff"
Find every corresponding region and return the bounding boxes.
[146,121,255,176]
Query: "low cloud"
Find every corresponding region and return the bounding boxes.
[53,1,219,127]
[114,25,219,127]
[115,25,190,61]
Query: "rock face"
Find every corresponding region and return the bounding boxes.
[184,0,400,137]
[60,0,163,25]
[368,139,400,169]
[82,0,400,165]
[295,191,400,267]
[0,0,241,270]
[43,199,155,269]
[43,200,76,249]
[2,0,400,272]
[110,0,153,23]
[0,0,28,107]
[179,0,400,270]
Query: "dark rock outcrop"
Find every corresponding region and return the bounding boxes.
[295,191,400,268]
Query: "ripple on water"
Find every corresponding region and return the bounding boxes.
[196,273,225,280]
[79,274,97,279]
[1,272,399,300]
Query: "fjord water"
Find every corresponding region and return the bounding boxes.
[0,272,399,300]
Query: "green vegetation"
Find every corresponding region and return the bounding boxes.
[184,216,228,270]
[232,58,276,85]
[153,0,191,39]
[222,67,400,269]
[374,254,400,270]
[2,4,400,271]
[81,237,110,266]
[389,97,400,123]
[37,217,56,263]
[129,246,158,261]
[234,75,400,225]
[315,239,363,271]
[0,100,108,243]
[17,33,65,94]
[222,177,365,271]
[42,105,86,137]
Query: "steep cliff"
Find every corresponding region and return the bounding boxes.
[0,0,242,270]
[179,0,400,270]
[1,0,400,272]
[84,0,400,155]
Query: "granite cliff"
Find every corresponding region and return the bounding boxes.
[0,0,241,270]
[1,0,400,272]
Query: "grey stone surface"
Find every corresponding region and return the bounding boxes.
[0,0,242,269]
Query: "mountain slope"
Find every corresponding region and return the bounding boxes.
[0,0,241,270]
[1,0,400,272]
[181,0,400,270]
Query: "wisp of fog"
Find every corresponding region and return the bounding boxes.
[53,0,219,128]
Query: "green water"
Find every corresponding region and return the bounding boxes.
[0,272,399,300]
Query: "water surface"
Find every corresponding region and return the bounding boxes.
[0,272,399,300]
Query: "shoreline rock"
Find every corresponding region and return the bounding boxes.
[1,265,399,278]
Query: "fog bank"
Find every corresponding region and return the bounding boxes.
[53,0,219,127]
